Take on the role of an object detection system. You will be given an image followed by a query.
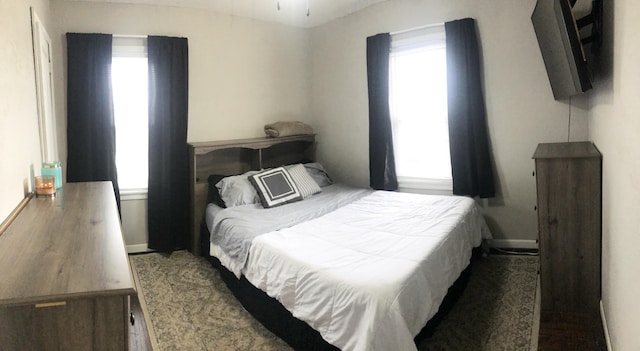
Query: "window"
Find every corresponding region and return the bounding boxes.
[111,37,148,192]
[389,26,452,194]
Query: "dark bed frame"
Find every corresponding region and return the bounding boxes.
[202,220,476,350]
[188,136,478,350]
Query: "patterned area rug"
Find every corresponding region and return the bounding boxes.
[129,251,538,351]
[419,254,539,351]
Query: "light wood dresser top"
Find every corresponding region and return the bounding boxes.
[0,181,135,306]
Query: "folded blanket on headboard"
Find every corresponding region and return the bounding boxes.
[264,121,314,138]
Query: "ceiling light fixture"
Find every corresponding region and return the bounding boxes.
[276,1,310,17]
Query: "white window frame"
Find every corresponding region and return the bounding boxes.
[389,25,453,195]
[31,8,58,164]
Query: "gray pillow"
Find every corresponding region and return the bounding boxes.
[303,162,333,187]
[215,170,261,207]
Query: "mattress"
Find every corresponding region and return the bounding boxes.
[207,184,372,277]
[206,185,491,351]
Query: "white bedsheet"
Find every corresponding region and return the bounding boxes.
[241,190,491,351]
[207,184,371,277]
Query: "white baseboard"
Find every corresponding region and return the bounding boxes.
[127,244,152,253]
[600,300,613,350]
[488,239,538,250]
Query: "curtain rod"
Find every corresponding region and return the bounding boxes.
[390,22,444,35]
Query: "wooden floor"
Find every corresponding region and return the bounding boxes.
[538,312,607,351]
[130,292,154,351]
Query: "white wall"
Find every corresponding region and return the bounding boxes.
[588,0,640,349]
[309,0,590,241]
[7,0,634,347]
[45,0,592,245]
[120,193,149,252]
[49,1,312,249]
[0,0,50,223]
[50,1,312,150]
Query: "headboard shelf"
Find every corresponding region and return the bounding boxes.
[189,134,316,155]
[188,135,316,255]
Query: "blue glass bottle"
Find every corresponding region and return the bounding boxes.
[41,161,62,189]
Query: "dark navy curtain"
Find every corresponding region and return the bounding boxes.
[366,33,398,191]
[147,36,190,252]
[445,18,495,198]
[66,33,121,210]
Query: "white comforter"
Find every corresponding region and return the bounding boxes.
[239,190,491,351]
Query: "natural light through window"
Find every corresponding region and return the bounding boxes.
[112,55,148,191]
[389,26,452,193]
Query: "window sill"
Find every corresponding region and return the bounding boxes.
[119,188,148,201]
[397,177,452,196]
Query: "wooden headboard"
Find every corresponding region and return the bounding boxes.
[188,135,316,255]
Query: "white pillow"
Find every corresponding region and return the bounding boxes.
[215,170,260,207]
[287,163,322,198]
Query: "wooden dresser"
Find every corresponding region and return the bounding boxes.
[533,142,606,349]
[0,181,136,351]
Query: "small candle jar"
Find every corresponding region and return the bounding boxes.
[35,176,56,197]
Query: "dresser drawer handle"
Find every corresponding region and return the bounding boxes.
[35,301,67,308]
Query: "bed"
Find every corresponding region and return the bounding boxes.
[188,136,491,351]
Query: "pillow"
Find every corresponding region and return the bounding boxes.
[207,174,227,208]
[286,164,321,198]
[215,170,261,207]
[303,162,333,187]
[249,167,303,208]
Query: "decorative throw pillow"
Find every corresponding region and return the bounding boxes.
[249,167,303,208]
[286,164,322,198]
[215,170,261,207]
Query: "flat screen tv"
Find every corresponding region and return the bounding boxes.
[532,0,592,100]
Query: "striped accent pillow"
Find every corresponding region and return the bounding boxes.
[287,163,322,198]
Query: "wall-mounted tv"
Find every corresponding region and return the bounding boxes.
[531,0,600,100]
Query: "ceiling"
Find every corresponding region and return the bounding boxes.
[60,0,389,27]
